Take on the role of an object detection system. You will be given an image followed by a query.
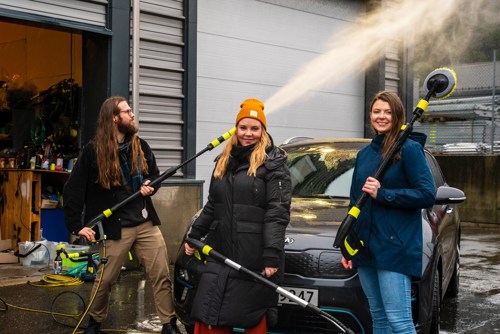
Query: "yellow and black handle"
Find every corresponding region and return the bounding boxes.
[333,68,457,258]
[185,238,355,334]
[84,127,236,240]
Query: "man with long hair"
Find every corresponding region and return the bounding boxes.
[64,96,179,334]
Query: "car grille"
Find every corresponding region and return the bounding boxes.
[273,305,364,334]
[285,250,354,279]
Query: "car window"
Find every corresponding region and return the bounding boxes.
[425,151,445,188]
[324,167,354,197]
[286,144,359,198]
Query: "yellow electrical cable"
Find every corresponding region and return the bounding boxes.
[72,245,106,334]
[0,295,161,333]
[70,246,165,334]
[0,298,159,333]
[29,273,84,287]
[0,254,164,334]
[0,299,81,318]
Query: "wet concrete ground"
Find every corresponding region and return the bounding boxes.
[0,267,187,334]
[0,223,499,334]
[440,224,500,334]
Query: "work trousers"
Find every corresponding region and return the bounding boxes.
[88,221,176,324]
[194,315,267,334]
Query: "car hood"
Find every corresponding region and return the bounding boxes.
[286,197,349,251]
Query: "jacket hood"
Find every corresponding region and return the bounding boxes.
[262,134,286,170]
[408,132,427,147]
[264,146,288,170]
[372,131,428,150]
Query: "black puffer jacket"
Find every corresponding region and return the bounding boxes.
[188,144,292,328]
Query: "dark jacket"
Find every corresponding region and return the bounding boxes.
[63,138,161,240]
[350,133,436,278]
[188,144,292,328]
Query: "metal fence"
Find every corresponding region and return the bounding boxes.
[415,50,499,154]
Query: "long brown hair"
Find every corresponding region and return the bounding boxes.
[370,91,406,160]
[92,96,148,189]
[213,128,272,179]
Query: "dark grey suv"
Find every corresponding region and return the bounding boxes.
[173,138,465,334]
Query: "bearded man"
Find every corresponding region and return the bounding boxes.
[64,96,179,334]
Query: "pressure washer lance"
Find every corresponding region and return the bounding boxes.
[332,67,457,258]
[70,128,236,334]
[83,127,237,243]
[186,238,355,334]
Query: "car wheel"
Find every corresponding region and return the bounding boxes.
[445,244,460,298]
[428,269,441,334]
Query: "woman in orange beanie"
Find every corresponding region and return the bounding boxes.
[184,98,291,334]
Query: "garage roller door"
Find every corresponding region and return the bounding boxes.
[132,0,185,173]
[0,0,108,32]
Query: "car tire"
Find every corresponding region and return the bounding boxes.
[428,269,441,334]
[445,244,460,298]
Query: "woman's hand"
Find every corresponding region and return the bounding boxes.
[184,242,196,256]
[341,256,353,270]
[78,227,96,242]
[264,267,278,278]
[362,176,381,199]
[140,180,154,197]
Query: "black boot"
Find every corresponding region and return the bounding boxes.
[161,317,180,334]
[84,316,101,334]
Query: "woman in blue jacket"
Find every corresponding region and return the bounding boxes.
[342,91,436,334]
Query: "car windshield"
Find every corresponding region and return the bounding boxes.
[285,142,365,199]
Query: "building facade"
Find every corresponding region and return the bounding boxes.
[0,0,412,248]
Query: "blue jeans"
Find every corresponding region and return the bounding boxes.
[357,267,416,334]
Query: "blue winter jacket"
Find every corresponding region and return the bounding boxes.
[350,133,436,278]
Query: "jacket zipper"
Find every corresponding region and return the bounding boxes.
[278,180,283,203]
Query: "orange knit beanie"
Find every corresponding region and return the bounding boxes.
[235,98,266,129]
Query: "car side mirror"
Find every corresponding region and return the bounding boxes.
[435,186,466,205]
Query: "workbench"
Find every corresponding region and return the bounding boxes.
[0,169,70,250]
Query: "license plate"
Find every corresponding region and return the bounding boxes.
[278,287,318,306]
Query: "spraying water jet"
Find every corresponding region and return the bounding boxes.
[262,0,485,116]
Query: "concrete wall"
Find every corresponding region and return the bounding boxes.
[152,181,203,264]
[435,155,500,224]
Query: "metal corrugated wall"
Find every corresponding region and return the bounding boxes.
[0,0,108,29]
[132,0,185,172]
[385,39,401,93]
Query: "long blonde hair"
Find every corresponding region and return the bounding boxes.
[213,128,272,179]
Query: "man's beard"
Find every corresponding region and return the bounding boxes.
[117,119,138,136]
